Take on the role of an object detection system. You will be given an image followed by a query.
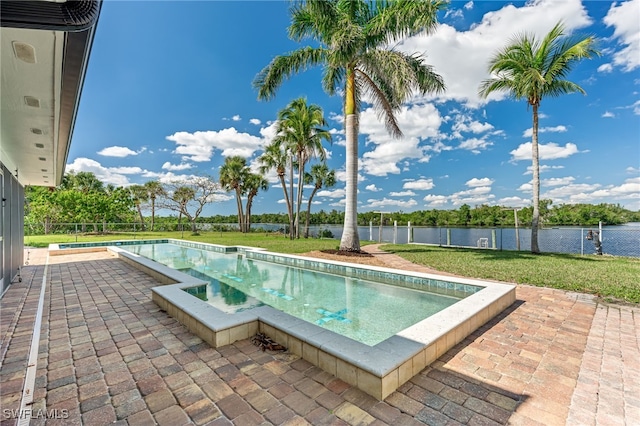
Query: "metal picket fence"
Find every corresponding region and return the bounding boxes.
[25,221,640,257]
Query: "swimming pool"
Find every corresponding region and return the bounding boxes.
[50,239,515,399]
[126,243,471,346]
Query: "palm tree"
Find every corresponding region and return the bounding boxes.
[275,97,331,238]
[219,156,250,232]
[144,180,164,231]
[303,163,336,238]
[129,184,148,230]
[259,142,295,239]
[479,22,598,253]
[244,173,269,233]
[254,0,446,251]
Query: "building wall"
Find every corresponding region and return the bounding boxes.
[1,162,24,297]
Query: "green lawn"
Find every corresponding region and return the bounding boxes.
[25,232,639,304]
[381,244,640,304]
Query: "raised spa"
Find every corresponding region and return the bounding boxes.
[50,239,515,399]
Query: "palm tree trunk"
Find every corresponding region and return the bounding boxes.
[340,113,360,251]
[150,197,156,231]
[136,204,146,231]
[235,188,245,233]
[279,174,293,237]
[531,103,541,254]
[295,154,305,239]
[288,155,295,239]
[304,187,319,238]
[245,196,253,233]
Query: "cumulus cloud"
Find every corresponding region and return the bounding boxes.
[389,190,416,197]
[464,1,473,10]
[232,115,241,121]
[466,177,494,187]
[316,188,346,198]
[542,177,576,187]
[510,142,581,162]
[597,63,614,73]
[603,0,640,72]
[522,125,568,138]
[363,197,418,209]
[602,111,615,118]
[97,146,139,158]
[458,137,493,154]
[399,0,593,106]
[423,194,449,207]
[498,196,529,207]
[403,178,435,190]
[365,184,381,192]
[249,118,261,125]
[66,158,145,186]
[166,128,264,162]
[359,103,442,176]
[162,162,192,171]
[524,164,565,175]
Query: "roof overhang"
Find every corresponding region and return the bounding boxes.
[1,0,101,187]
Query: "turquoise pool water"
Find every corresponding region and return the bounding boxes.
[127,243,466,346]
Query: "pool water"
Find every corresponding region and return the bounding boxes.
[127,243,464,346]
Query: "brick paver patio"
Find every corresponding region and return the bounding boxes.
[1,246,638,425]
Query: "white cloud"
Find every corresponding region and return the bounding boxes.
[359,103,442,176]
[399,0,593,106]
[365,184,381,192]
[604,0,640,72]
[444,9,464,20]
[542,176,575,187]
[249,118,261,125]
[166,128,264,162]
[510,142,581,162]
[403,178,435,190]
[97,146,138,158]
[524,164,565,175]
[597,63,614,73]
[627,166,640,174]
[452,114,494,136]
[423,194,449,207]
[162,162,193,171]
[232,115,241,121]
[466,177,494,187]
[389,190,416,197]
[317,188,346,198]
[363,198,418,209]
[602,111,615,118]
[66,157,143,186]
[464,1,473,10]
[458,137,493,153]
[498,196,529,207]
[522,125,568,138]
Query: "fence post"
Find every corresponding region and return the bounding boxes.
[491,229,496,249]
[581,227,584,255]
[369,221,373,241]
[75,223,78,242]
[393,221,397,244]
[446,228,451,246]
[407,222,411,244]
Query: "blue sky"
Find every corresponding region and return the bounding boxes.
[67,0,640,217]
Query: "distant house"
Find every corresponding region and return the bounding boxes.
[0,0,101,295]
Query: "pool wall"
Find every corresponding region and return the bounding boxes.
[50,239,515,399]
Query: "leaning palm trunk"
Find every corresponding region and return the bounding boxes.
[278,173,294,237]
[294,154,306,239]
[340,114,360,251]
[531,104,541,253]
[288,157,295,239]
[304,187,320,238]
[234,188,245,233]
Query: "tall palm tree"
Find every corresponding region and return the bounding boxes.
[254,0,446,251]
[129,184,148,230]
[244,173,269,233]
[144,180,164,231]
[303,163,336,238]
[219,156,250,232]
[275,97,331,238]
[259,142,295,239]
[479,22,598,253]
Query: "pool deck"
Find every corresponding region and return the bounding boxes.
[1,247,638,425]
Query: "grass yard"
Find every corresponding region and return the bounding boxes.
[24,232,640,303]
[381,244,640,304]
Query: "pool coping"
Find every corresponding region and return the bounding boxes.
[49,239,515,399]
